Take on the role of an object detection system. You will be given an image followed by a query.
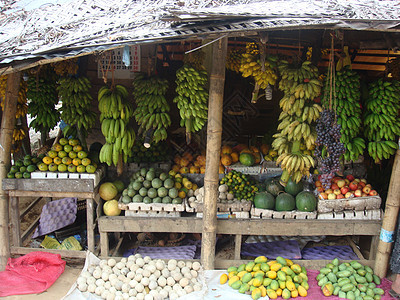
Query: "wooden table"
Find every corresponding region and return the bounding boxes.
[98,216,381,269]
[2,178,100,258]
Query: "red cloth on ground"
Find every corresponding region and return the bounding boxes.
[0,251,66,296]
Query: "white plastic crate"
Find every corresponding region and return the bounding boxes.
[317,209,383,220]
[124,210,181,218]
[196,211,249,219]
[251,207,317,219]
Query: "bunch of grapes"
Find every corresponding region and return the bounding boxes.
[220,170,258,201]
[314,109,345,189]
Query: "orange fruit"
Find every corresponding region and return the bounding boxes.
[42,156,53,165]
[53,157,62,165]
[72,158,82,166]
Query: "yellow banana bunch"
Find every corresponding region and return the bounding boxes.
[13,128,26,141]
[239,43,278,89]
[0,75,28,119]
[57,76,96,138]
[183,50,205,70]
[173,63,208,144]
[52,58,79,76]
[273,60,322,183]
[132,73,171,143]
[98,84,135,166]
[226,49,244,73]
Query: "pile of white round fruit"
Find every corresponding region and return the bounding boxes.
[189,184,245,205]
[76,254,202,300]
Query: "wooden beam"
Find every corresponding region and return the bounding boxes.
[201,37,228,270]
[0,72,20,270]
[375,149,400,278]
[21,215,40,243]
[9,196,21,247]
[11,246,86,258]
[19,197,42,219]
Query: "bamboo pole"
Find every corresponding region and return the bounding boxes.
[201,37,227,270]
[0,72,20,270]
[374,149,400,278]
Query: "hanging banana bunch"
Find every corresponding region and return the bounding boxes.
[226,49,245,73]
[52,58,79,76]
[239,42,278,102]
[364,79,400,163]
[27,66,60,134]
[57,76,96,139]
[321,66,365,162]
[174,63,208,144]
[98,85,135,166]
[272,60,323,184]
[132,73,171,143]
[0,74,28,153]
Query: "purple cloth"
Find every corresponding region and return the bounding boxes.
[124,245,197,259]
[301,245,359,260]
[32,198,77,238]
[241,239,302,259]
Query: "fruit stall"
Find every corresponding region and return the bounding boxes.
[0,1,400,299]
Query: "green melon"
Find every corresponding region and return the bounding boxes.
[132,195,143,203]
[146,171,156,181]
[284,178,304,196]
[239,153,255,166]
[168,188,178,199]
[265,178,284,197]
[127,188,136,197]
[143,180,151,188]
[157,187,168,198]
[159,172,168,181]
[113,180,125,193]
[139,187,148,197]
[147,188,158,198]
[152,178,163,189]
[296,191,317,212]
[164,178,174,189]
[275,192,295,211]
[153,197,162,203]
[132,181,142,191]
[99,182,118,200]
[162,196,172,204]
[121,195,131,204]
[143,196,152,204]
[254,192,275,209]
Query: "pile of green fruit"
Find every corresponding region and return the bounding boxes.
[128,139,171,163]
[220,170,258,201]
[120,168,186,205]
[317,258,384,299]
[7,154,41,179]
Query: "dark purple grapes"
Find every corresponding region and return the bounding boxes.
[315,109,345,189]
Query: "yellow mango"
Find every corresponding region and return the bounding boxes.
[246,262,256,272]
[220,273,228,284]
[251,288,262,300]
[228,276,240,287]
[242,272,252,283]
[263,277,272,287]
[286,281,296,291]
[267,260,277,266]
[279,280,286,289]
[266,270,277,279]
[259,285,267,297]
[290,264,302,274]
[254,270,264,278]
[291,289,299,298]
[253,263,261,272]
[282,288,291,299]
[237,271,247,279]
[228,271,237,279]
[270,263,282,272]
[299,272,308,282]
[281,266,294,276]
[301,280,309,290]
[252,276,263,287]
[260,262,270,272]
[254,256,268,264]
[293,275,303,283]
[298,285,308,297]
[285,258,294,266]
[267,289,278,299]
[276,288,283,296]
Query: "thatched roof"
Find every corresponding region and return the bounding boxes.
[1,0,399,72]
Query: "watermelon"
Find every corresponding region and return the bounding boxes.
[296,191,317,212]
[275,192,295,211]
[239,153,255,166]
[254,192,275,209]
[265,177,284,196]
[284,178,304,196]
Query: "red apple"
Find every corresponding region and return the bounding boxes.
[359,182,366,188]
[332,177,342,184]
[317,186,324,193]
[349,181,358,191]
[341,186,349,195]
[346,174,355,182]
[327,193,337,200]
[333,189,341,195]
[315,180,322,187]
[337,194,344,199]
[325,189,333,194]
[319,192,328,200]
[369,190,378,196]
[360,178,367,184]
[354,190,362,197]
[362,186,371,194]
[331,183,339,191]
[345,192,353,198]
[365,184,372,188]
[337,180,346,188]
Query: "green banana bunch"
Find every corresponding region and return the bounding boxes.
[273,60,322,183]
[57,76,96,138]
[322,66,365,162]
[27,66,60,133]
[98,85,135,166]
[364,79,400,162]
[173,64,208,144]
[132,73,171,143]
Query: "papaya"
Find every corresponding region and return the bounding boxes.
[237,264,246,272]
[322,283,334,296]
[261,262,270,272]
[333,286,341,296]
[373,275,381,285]
[270,279,279,290]
[242,272,252,283]
[277,270,287,281]
[281,266,294,276]
[227,266,238,273]
[254,270,264,278]
[263,278,272,287]
[341,283,355,292]
[246,262,256,272]
[270,263,282,272]
[231,280,242,290]
[347,290,355,300]
[276,256,287,266]
[299,272,308,282]
[238,283,250,294]
[254,256,268,264]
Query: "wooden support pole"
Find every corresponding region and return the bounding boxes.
[374,149,400,278]
[0,72,20,270]
[201,37,227,270]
